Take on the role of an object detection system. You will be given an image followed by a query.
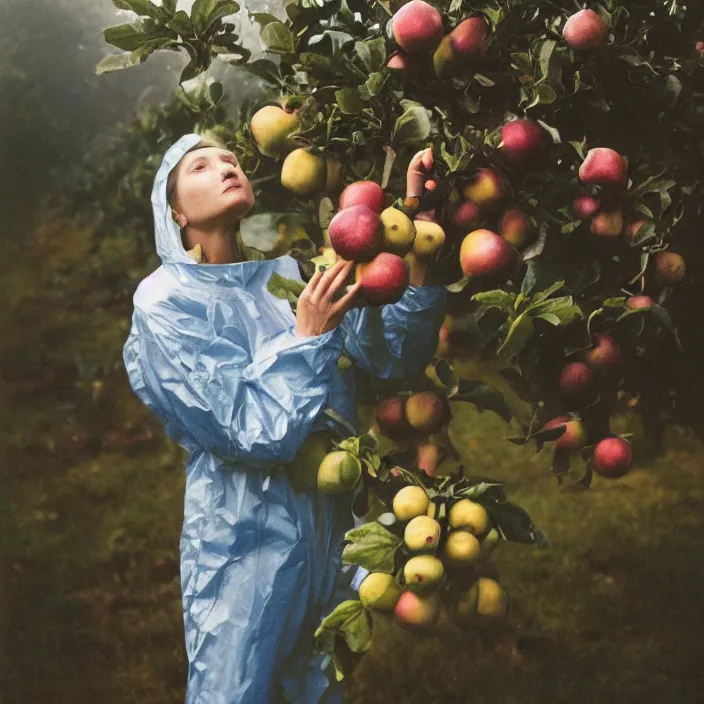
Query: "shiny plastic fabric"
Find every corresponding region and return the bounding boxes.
[123,134,447,704]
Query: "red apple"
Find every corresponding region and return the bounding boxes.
[499,208,534,249]
[541,416,587,452]
[451,200,482,231]
[559,362,594,394]
[462,168,505,208]
[627,295,655,310]
[654,251,686,286]
[449,17,488,57]
[376,396,412,440]
[573,193,601,219]
[328,204,382,261]
[590,207,624,237]
[356,252,410,306]
[593,437,632,478]
[338,180,385,214]
[579,148,628,187]
[460,229,517,279]
[582,334,621,369]
[391,0,443,54]
[500,119,546,164]
[563,9,608,50]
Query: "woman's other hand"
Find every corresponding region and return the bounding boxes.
[294,260,362,337]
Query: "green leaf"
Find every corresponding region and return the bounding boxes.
[95,52,143,74]
[426,359,458,397]
[266,273,306,302]
[192,0,239,36]
[631,220,657,247]
[261,21,294,54]
[472,289,517,311]
[527,280,565,306]
[603,297,628,307]
[237,58,281,85]
[510,52,532,74]
[454,380,511,422]
[529,296,583,324]
[298,52,336,77]
[335,87,363,114]
[342,521,402,573]
[314,599,371,654]
[484,500,548,547]
[104,22,151,51]
[527,83,557,108]
[497,313,534,361]
[355,37,386,72]
[392,105,431,145]
[365,72,386,97]
[167,10,194,36]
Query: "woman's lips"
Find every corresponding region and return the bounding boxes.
[222,182,239,193]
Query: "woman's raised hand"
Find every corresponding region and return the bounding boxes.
[294,260,362,338]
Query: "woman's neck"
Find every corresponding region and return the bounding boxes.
[182,222,245,264]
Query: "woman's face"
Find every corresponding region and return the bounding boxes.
[171,146,255,228]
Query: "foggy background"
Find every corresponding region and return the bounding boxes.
[0,0,280,241]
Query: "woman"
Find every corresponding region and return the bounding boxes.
[123,132,446,704]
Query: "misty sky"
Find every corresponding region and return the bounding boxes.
[0,0,281,238]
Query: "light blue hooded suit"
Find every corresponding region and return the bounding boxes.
[123,134,447,703]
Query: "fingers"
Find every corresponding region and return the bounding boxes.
[310,259,348,301]
[304,266,325,296]
[421,147,433,171]
[326,260,356,300]
[332,279,363,315]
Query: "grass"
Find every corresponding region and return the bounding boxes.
[3,379,704,703]
[3,222,703,702]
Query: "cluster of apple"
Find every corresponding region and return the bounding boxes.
[574,147,686,286]
[321,180,446,306]
[376,390,452,477]
[249,104,342,198]
[386,0,489,81]
[358,486,507,631]
[541,332,633,479]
